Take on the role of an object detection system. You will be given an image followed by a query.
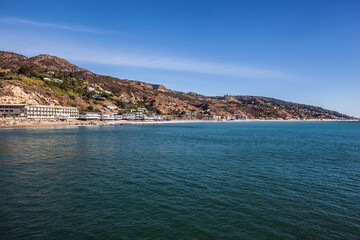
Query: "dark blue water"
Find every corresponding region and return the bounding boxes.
[0,121,359,239]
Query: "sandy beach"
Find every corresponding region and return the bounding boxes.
[1,118,355,130]
[0,119,102,129]
[0,118,221,129]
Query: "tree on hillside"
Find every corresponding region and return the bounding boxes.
[18,66,37,77]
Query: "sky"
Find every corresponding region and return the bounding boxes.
[1,0,359,117]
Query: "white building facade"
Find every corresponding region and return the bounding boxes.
[78,112,101,120]
[100,113,115,120]
[25,105,79,119]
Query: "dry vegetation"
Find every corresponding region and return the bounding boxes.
[0,51,353,119]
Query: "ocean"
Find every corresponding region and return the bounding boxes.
[0,121,359,239]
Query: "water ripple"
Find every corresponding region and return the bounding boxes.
[0,122,359,239]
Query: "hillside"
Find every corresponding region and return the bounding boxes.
[0,51,355,120]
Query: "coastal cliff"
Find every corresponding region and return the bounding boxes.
[0,51,354,120]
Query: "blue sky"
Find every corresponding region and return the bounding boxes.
[1,0,359,117]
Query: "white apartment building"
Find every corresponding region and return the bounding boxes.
[78,112,101,120]
[122,112,136,120]
[0,104,27,117]
[25,105,79,119]
[100,113,115,120]
[122,112,147,120]
[146,115,164,121]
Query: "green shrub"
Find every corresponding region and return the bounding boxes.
[65,90,77,96]
[115,100,125,108]
[51,86,63,95]
[18,66,37,76]
[22,78,33,86]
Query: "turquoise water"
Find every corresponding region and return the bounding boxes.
[0,121,359,239]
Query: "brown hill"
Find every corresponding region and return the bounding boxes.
[0,51,355,120]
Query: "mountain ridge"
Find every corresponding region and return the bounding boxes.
[0,51,356,120]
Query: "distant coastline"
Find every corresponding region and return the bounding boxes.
[1,51,356,121]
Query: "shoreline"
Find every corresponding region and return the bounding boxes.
[0,118,358,130]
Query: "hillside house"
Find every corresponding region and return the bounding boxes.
[107,106,119,111]
[103,90,113,95]
[86,87,96,92]
[92,94,103,98]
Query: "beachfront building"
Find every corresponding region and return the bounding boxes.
[210,115,221,120]
[185,111,197,116]
[234,115,248,120]
[146,115,164,121]
[95,108,117,120]
[0,104,27,117]
[0,104,79,119]
[134,112,147,120]
[221,115,232,120]
[78,112,101,120]
[122,111,147,120]
[136,108,149,113]
[122,112,136,120]
[100,113,115,120]
[25,105,79,119]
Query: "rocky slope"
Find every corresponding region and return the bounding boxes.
[0,51,355,119]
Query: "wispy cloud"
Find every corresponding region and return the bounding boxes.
[0,17,292,80]
[0,29,292,80]
[0,17,115,34]
[71,51,290,79]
